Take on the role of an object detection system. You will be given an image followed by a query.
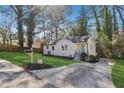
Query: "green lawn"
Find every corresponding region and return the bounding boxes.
[112,58,124,88]
[0,52,78,67]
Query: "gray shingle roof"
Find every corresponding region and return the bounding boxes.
[66,36,89,43]
[48,39,60,45]
[47,36,89,45]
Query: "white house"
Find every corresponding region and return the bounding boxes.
[43,35,96,58]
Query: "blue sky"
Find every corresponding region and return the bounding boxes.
[67,5,81,22]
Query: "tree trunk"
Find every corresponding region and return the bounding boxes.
[113,6,118,32]
[55,24,58,40]
[16,6,24,48]
[17,16,23,48]
[9,33,12,45]
[10,5,24,49]
[91,6,101,32]
[27,5,35,48]
[3,36,6,45]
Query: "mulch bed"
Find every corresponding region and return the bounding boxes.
[23,63,53,71]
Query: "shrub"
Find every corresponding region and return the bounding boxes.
[80,52,88,61]
[86,55,98,63]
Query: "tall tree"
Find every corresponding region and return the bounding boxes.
[76,6,89,36]
[91,6,101,33]
[102,6,113,41]
[48,6,65,40]
[10,5,24,48]
[116,6,124,34]
[26,5,36,48]
[113,6,118,32]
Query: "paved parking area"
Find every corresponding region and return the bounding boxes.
[31,60,115,88]
[0,59,115,88]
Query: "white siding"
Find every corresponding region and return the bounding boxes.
[54,39,75,57]
[87,37,96,56]
[43,45,50,55]
[43,39,75,57]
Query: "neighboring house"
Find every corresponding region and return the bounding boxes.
[43,35,96,58]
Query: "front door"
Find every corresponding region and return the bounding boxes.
[80,43,85,53]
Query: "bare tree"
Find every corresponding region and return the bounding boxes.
[47,6,65,40]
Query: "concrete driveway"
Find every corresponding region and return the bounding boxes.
[0,59,48,88]
[0,59,115,88]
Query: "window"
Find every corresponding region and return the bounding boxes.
[47,46,49,49]
[65,45,68,50]
[52,46,54,50]
[62,45,68,50]
[62,45,64,50]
